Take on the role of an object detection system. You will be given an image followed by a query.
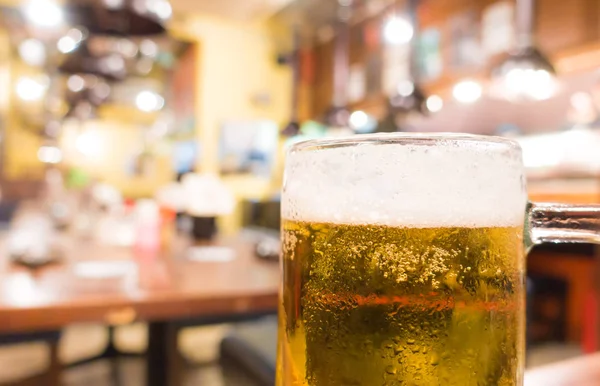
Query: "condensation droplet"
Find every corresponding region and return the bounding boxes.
[385,365,397,375]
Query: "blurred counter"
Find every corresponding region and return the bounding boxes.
[528,178,600,204]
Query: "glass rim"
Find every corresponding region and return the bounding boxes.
[290,132,522,153]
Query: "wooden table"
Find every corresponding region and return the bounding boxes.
[0,234,279,386]
[525,353,600,385]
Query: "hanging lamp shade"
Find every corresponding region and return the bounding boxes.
[384,0,428,120]
[59,41,126,81]
[65,0,171,36]
[490,46,557,101]
[490,0,557,101]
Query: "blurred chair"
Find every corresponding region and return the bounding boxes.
[0,331,60,385]
[241,199,280,231]
[219,316,278,386]
[0,201,19,227]
[59,324,109,365]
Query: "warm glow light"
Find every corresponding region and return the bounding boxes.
[37,146,62,164]
[426,95,443,112]
[76,131,103,157]
[103,0,124,9]
[397,80,415,97]
[135,90,164,112]
[146,0,172,19]
[57,29,84,53]
[94,83,111,100]
[452,80,482,104]
[349,110,369,130]
[16,76,47,101]
[57,36,76,53]
[23,0,63,28]
[67,75,85,92]
[140,39,158,57]
[19,39,46,66]
[502,68,557,101]
[383,16,413,45]
[99,54,125,73]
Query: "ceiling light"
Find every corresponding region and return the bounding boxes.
[67,75,85,92]
[103,0,124,10]
[15,76,47,101]
[452,80,482,104]
[383,16,413,45]
[140,39,158,57]
[397,80,415,97]
[145,0,172,19]
[155,1,172,19]
[349,110,368,129]
[76,130,102,157]
[100,54,125,73]
[426,95,443,112]
[23,0,63,28]
[93,83,111,100]
[18,39,46,66]
[57,36,77,53]
[118,39,139,58]
[57,29,84,53]
[348,110,377,133]
[135,90,164,112]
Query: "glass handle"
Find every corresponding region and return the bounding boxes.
[527,202,600,249]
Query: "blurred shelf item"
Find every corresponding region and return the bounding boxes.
[518,128,600,181]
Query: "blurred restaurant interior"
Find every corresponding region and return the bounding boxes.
[0,0,598,384]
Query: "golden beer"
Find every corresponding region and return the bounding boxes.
[279,134,530,385]
[278,220,525,386]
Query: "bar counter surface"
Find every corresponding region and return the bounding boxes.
[525,352,600,385]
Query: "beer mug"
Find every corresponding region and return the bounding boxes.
[278,133,599,386]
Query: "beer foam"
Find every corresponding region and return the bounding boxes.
[282,134,527,228]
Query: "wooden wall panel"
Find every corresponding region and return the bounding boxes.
[536,0,600,54]
[312,40,334,120]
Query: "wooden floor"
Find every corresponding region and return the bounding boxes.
[61,357,261,386]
